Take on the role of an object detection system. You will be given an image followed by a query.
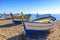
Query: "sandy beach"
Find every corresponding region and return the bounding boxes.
[0,19,24,40]
[0,19,60,40]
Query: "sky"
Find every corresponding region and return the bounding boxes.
[0,0,60,14]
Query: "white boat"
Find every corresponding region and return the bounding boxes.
[25,21,55,30]
[24,15,56,30]
[4,14,11,19]
[21,12,57,38]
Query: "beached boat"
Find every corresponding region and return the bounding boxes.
[21,12,56,38]
[24,13,56,30]
[10,13,31,24]
[4,13,11,19]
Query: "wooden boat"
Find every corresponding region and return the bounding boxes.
[4,13,11,19]
[24,21,55,38]
[10,13,31,24]
[21,12,56,37]
[24,14,56,30]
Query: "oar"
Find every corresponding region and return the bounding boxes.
[21,12,26,30]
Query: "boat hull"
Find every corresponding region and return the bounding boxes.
[25,22,54,30]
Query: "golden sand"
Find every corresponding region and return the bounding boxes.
[46,20,60,40]
[0,20,60,40]
[0,20,24,40]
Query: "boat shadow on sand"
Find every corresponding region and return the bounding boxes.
[7,31,51,40]
[0,21,51,40]
[0,23,21,28]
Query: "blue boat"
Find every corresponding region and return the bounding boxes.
[21,12,56,38]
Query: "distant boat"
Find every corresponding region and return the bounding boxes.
[4,13,11,19]
[36,13,51,18]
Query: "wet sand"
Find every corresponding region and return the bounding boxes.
[0,19,60,40]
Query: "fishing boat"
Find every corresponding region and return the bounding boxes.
[24,13,56,30]
[4,13,11,19]
[10,13,31,24]
[21,12,56,38]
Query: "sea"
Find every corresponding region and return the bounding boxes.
[0,14,60,20]
[31,14,60,20]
